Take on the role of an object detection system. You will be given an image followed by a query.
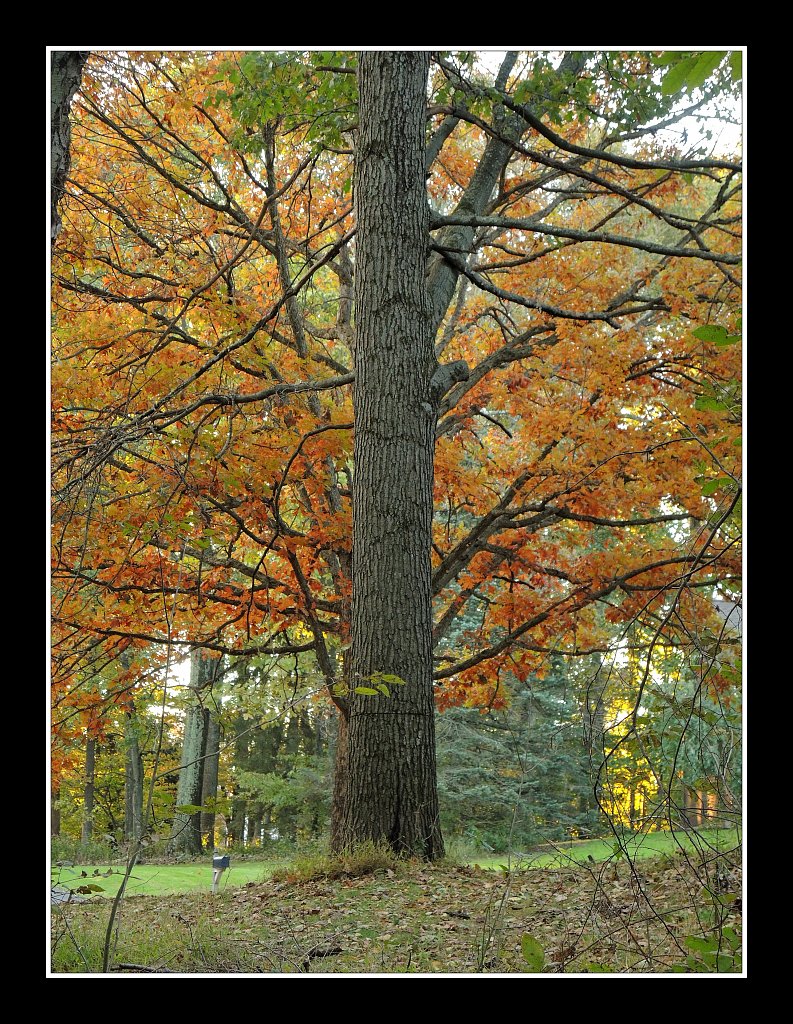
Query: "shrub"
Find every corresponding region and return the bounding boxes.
[271,840,401,883]
[51,835,119,866]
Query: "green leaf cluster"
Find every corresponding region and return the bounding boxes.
[672,927,742,972]
[520,933,545,970]
[651,50,740,98]
[208,51,358,155]
[337,672,408,699]
[656,52,726,95]
[691,324,740,348]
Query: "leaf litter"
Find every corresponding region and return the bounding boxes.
[52,850,742,974]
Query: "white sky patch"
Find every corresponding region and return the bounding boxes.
[472,48,742,156]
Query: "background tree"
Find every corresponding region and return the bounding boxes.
[51,51,88,241]
[437,659,604,851]
[199,711,222,848]
[81,733,96,843]
[224,655,332,845]
[167,649,222,855]
[123,705,145,843]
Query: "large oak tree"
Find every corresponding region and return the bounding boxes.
[51,49,742,857]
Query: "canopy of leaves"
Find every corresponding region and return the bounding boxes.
[51,49,741,764]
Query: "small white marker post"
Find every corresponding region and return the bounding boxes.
[212,854,230,893]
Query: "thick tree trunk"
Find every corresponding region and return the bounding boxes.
[81,735,96,844]
[330,52,443,859]
[200,714,221,849]
[168,649,218,855]
[51,51,88,242]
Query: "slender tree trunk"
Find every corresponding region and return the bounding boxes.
[168,705,207,855]
[200,714,221,849]
[299,708,315,752]
[655,773,671,830]
[168,649,218,855]
[315,707,331,758]
[124,710,144,843]
[699,789,709,827]
[691,787,702,828]
[278,714,302,841]
[81,735,96,844]
[51,782,61,837]
[227,712,248,846]
[714,738,738,828]
[248,810,263,846]
[330,710,350,850]
[681,784,699,829]
[229,792,247,847]
[330,51,443,859]
[583,659,607,821]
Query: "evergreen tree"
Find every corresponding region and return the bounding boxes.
[436,659,605,852]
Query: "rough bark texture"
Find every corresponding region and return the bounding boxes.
[51,51,88,242]
[330,52,443,859]
[167,650,218,855]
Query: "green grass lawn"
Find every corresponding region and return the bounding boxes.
[51,828,741,900]
[468,827,742,871]
[51,860,289,898]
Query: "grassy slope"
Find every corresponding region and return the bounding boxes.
[468,827,741,870]
[51,829,740,899]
